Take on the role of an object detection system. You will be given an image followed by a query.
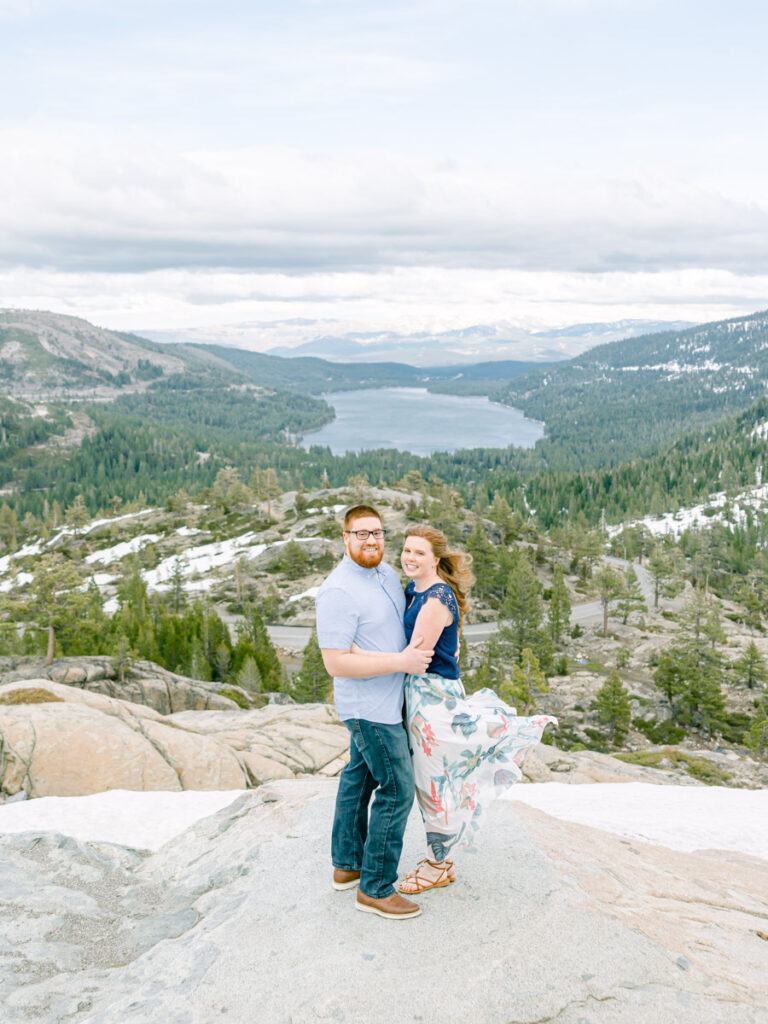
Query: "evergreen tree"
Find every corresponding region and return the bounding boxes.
[278,540,310,579]
[237,605,285,692]
[168,558,187,613]
[647,544,682,608]
[0,504,18,551]
[732,641,768,690]
[499,647,548,714]
[548,564,571,642]
[744,698,768,761]
[652,648,689,717]
[616,565,647,624]
[292,630,332,703]
[237,655,263,693]
[594,563,624,636]
[65,494,90,537]
[594,668,631,745]
[111,634,136,683]
[500,550,552,670]
[2,554,88,664]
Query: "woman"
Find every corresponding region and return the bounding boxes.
[397,523,557,894]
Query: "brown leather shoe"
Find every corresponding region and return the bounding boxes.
[333,868,361,891]
[356,889,422,919]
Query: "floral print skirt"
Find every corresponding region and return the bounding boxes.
[404,672,557,860]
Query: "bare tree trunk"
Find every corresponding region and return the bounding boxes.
[45,625,55,666]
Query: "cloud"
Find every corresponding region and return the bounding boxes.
[3,264,767,335]
[1,127,767,280]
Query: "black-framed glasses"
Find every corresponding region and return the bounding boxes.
[344,529,387,540]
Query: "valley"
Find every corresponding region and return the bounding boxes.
[1,307,768,791]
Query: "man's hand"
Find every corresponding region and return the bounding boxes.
[398,635,434,675]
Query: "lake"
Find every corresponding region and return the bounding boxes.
[300,387,545,456]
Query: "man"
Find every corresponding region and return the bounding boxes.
[316,504,432,920]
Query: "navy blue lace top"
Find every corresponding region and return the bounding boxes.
[403,580,460,679]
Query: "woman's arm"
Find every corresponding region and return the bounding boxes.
[410,596,453,653]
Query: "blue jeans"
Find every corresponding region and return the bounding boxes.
[332,718,415,899]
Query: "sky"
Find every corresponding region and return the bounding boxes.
[1,0,768,338]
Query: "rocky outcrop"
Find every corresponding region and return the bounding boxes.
[0,680,349,799]
[521,741,702,785]
[0,656,256,714]
[1,779,766,1023]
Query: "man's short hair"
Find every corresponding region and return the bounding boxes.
[343,504,382,530]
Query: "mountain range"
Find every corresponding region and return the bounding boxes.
[141,318,695,366]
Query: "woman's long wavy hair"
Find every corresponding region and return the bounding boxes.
[404,524,474,627]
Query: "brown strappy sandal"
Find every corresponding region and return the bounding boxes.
[398,858,455,894]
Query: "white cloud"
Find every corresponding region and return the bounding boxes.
[3,263,766,335]
[2,129,767,281]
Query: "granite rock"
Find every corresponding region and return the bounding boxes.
[0,779,766,1024]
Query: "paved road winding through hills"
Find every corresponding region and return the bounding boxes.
[267,558,658,651]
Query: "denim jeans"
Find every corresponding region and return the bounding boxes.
[332,718,415,899]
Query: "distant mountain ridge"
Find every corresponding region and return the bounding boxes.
[143,318,695,366]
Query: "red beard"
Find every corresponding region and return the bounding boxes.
[350,546,384,568]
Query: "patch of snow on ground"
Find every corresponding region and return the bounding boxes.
[142,532,267,589]
[0,790,244,851]
[507,782,768,860]
[607,483,768,539]
[86,573,115,587]
[0,571,33,593]
[0,783,766,860]
[289,586,320,602]
[85,534,162,565]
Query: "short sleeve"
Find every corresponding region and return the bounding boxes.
[427,583,458,621]
[315,586,360,650]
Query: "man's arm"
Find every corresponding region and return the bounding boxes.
[321,636,433,679]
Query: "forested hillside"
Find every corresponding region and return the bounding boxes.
[187,342,544,393]
[496,311,768,471]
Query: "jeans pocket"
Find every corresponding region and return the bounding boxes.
[348,720,366,752]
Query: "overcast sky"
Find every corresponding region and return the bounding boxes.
[1,0,767,336]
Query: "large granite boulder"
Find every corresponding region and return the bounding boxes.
[0,779,766,1023]
[0,656,253,714]
[0,680,349,799]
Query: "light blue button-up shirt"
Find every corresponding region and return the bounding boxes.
[315,555,406,725]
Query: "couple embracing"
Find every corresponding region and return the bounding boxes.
[315,505,556,921]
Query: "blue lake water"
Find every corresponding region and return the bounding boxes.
[300,387,545,456]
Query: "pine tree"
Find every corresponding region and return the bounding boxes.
[499,647,548,714]
[1,554,89,665]
[652,648,689,717]
[65,494,90,537]
[292,630,332,703]
[237,655,263,693]
[501,550,552,670]
[279,540,310,580]
[111,634,136,683]
[647,544,682,608]
[548,564,571,642]
[168,558,187,613]
[0,504,19,551]
[594,668,631,745]
[239,605,285,692]
[744,698,768,761]
[732,641,768,690]
[594,563,624,636]
[616,565,647,624]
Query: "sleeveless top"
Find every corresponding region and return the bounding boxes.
[403,580,460,679]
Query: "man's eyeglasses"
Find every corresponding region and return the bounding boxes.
[344,529,387,540]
